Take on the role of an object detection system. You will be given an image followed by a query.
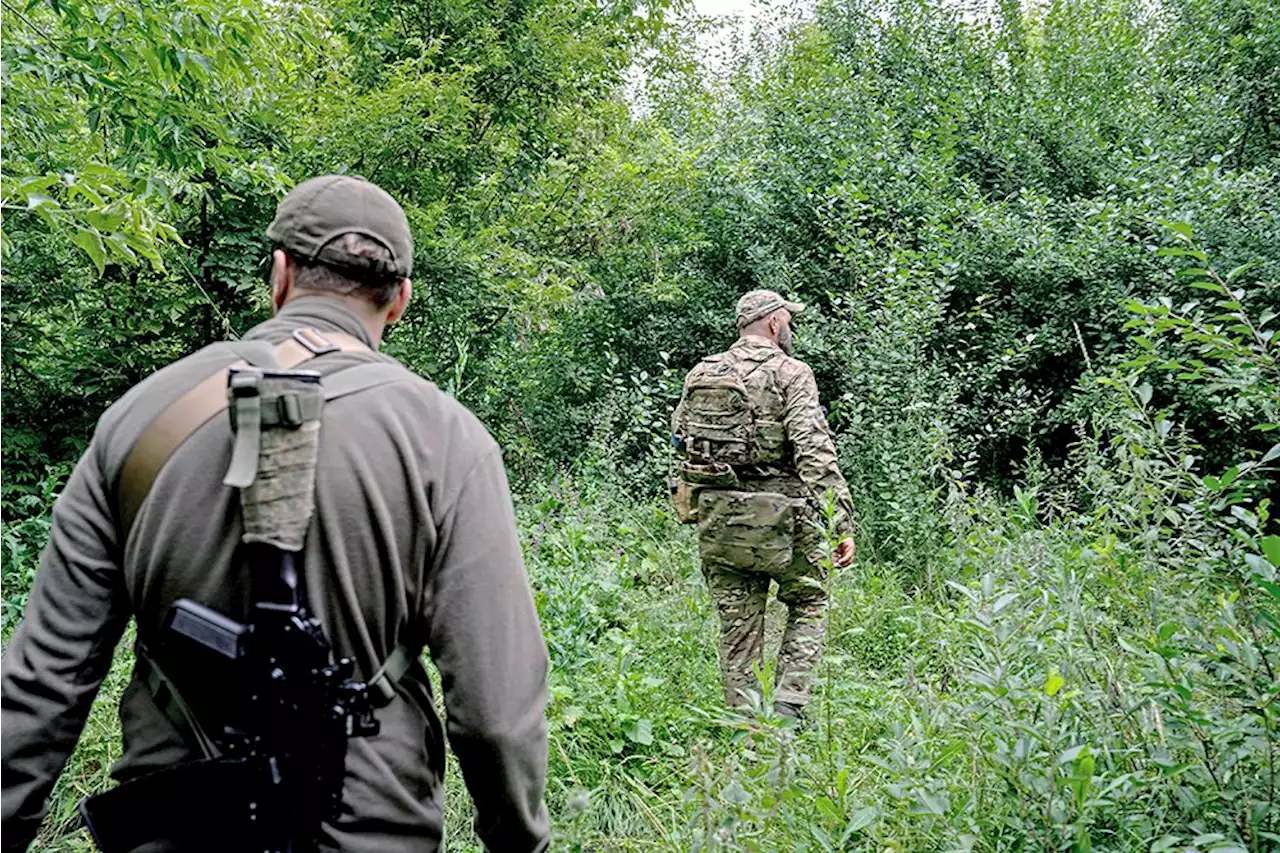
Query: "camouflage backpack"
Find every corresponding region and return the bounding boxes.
[677,354,778,467]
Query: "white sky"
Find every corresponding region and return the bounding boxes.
[625,0,1000,109]
[691,0,1001,23]
[694,0,760,15]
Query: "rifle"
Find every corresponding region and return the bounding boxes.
[79,366,381,852]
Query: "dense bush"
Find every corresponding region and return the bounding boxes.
[3,0,1278,849]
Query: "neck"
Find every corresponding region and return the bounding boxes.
[740,331,779,347]
[280,292,388,348]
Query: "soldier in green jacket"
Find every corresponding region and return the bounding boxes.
[0,176,550,852]
[673,290,856,721]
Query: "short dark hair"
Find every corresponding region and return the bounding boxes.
[288,233,401,307]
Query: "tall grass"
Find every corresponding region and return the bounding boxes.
[12,461,1274,851]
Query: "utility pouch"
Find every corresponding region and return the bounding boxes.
[696,490,799,574]
[670,477,698,524]
[222,366,325,549]
[678,459,739,488]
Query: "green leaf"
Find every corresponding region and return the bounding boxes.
[624,718,653,745]
[1162,220,1194,242]
[1136,382,1153,406]
[722,780,751,805]
[103,231,137,263]
[909,789,947,815]
[816,796,841,822]
[1225,262,1259,283]
[68,182,105,207]
[1256,579,1280,604]
[18,175,59,195]
[1044,668,1065,697]
[992,592,1018,613]
[1153,759,1194,777]
[1261,443,1280,465]
[1262,536,1280,568]
[1245,553,1274,579]
[1070,747,1095,808]
[846,805,877,832]
[71,227,107,275]
[1157,246,1207,261]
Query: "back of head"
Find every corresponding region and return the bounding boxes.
[291,233,400,306]
[735,289,804,334]
[267,175,414,307]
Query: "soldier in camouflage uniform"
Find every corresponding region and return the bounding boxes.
[672,290,856,719]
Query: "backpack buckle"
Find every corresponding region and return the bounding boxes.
[291,328,340,356]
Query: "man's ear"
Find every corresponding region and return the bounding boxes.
[385,278,412,325]
[270,250,293,313]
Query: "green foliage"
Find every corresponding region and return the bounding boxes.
[3,0,1279,850]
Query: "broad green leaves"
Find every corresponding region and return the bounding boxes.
[2,167,180,272]
[1,0,306,273]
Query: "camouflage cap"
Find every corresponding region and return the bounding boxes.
[736,289,805,329]
[266,175,413,279]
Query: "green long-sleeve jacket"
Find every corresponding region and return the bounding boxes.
[1,296,550,853]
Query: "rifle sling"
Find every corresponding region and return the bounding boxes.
[118,328,368,535]
[368,641,416,707]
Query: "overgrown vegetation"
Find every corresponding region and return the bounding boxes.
[3,0,1278,849]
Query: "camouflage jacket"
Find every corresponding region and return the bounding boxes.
[673,335,856,540]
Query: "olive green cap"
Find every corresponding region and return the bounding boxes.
[736,289,805,329]
[266,175,413,279]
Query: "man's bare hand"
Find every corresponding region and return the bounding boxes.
[832,537,855,568]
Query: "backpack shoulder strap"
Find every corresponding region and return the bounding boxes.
[118,329,371,535]
[687,351,740,383]
[739,350,785,381]
[224,340,280,368]
[321,362,411,401]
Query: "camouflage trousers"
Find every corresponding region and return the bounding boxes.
[700,551,828,708]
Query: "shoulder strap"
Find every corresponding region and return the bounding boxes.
[224,340,280,369]
[118,329,370,535]
[739,351,784,382]
[322,362,409,401]
[367,643,418,707]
